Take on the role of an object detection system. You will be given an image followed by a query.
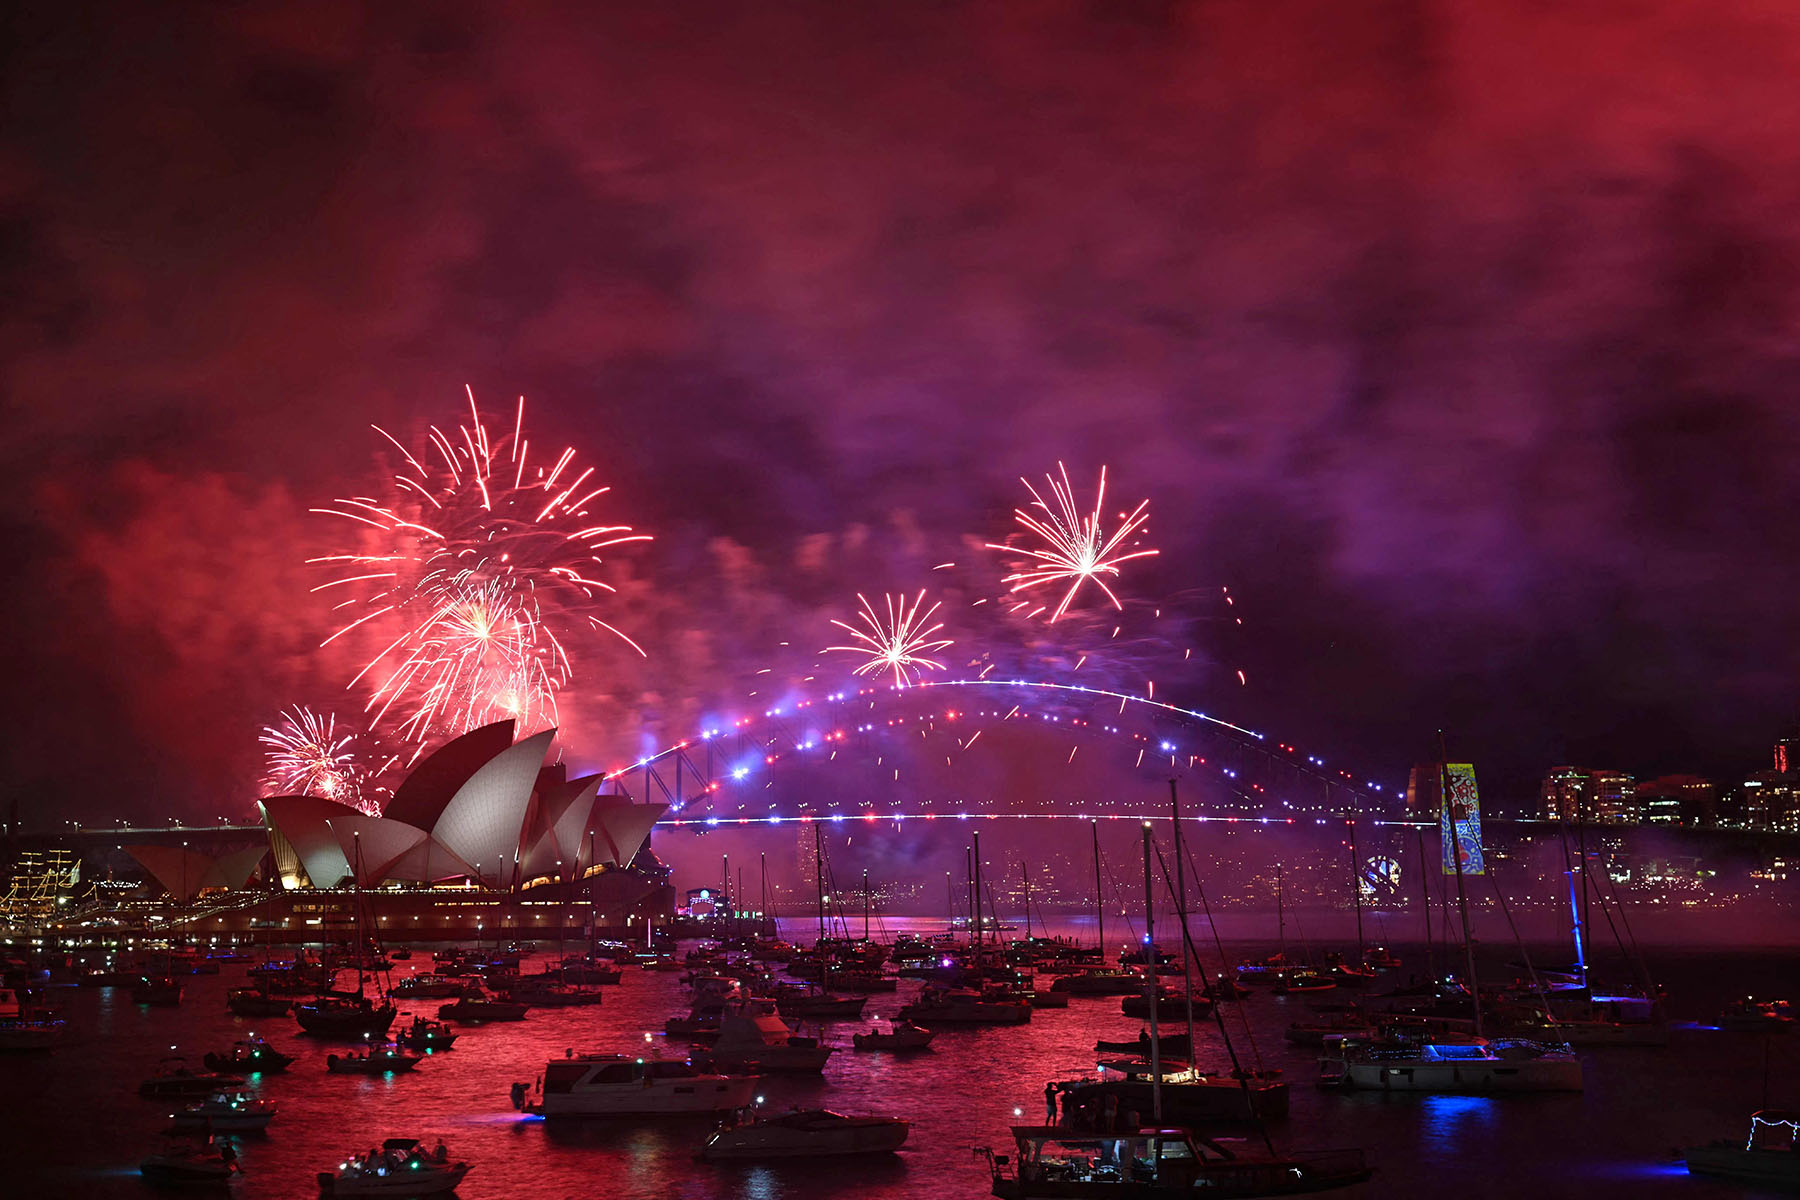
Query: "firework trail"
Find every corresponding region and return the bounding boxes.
[259,707,382,815]
[313,389,648,743]
[825,590,955,686]
[987,463,1157,621]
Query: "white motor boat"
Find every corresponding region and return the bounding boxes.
[1319,1036,1583,1092]
[702,1109,910,1160]
[317,1138,470,1195]
[171,1087,278,1132]
[693,1000,832,1074]
[514,1054,757,1117]
[1685,1110,1800,1189]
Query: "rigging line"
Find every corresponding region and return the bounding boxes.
[1181,839,1268,1071]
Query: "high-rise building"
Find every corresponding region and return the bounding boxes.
[1538,767,1637,823]
[1635,775,1717,827]
[1538,766,1586,822]
[1746,772,1800,833]
[1405,764,1443,816]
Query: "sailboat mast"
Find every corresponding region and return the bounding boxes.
[1438,734,1484,1039]
[1022,860,1030,941]
[1170,779,1196,1061]
[971,830,984,952]
[1276,863,1285,963]
[862,869,870,942]
[814,822,826,948]
[1414,825,1434,980]
[1346,785,1365,960]
[1142,821,1161,1125]
[1091,820,1105,957]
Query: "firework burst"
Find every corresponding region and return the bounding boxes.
[825,590,955,686]
[987,463,1157,621]
[313,388,648,742]
[259,707,381,814]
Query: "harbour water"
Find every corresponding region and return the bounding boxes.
[6,924,1797,1199]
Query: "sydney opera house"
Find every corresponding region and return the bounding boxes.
[106,720,674,944]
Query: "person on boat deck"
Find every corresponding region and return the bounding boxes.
[1103,1094,1119,1131]
[433,1141,447,1163]
[1044,1081,1058,1123]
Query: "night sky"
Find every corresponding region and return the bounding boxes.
[7,2,1800,821]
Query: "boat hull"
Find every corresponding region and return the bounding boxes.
[1685,1144,1800,1188]
[535,1076,757,1117]
[703,1121,910,1159]
[1329,1058,1583,1092]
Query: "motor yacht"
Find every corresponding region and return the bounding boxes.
[140,1057,246,1098]
[1318,1035,1583,1092]
[1049,969,1144,997]
[853,1021,935,1051]
[226,988,292,1018]
[1120,990,1214,1022]
[980,1125,1372,1198]
[1685,1110,1800,1189]
[388,975,465,1000]
[693,1001,832,1074]
[325,1042,423,1075]
[502,977,603,1007]
[139,1137,239,1187]
[701,1108,910,1160]
[170,1087,278,1132]
[437,986,528,1023]
[204,1036,294,1074]
[899,986,1031,1025]
[513,1053,757,1117]
[317,1138,470,1196]
[772,987,866,1021]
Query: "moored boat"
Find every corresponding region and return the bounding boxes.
[701,1108,910,1160]
[437,986,528,1023]
[853,1021,935,1051]
[203,1036,295,1074]
[226,989,292,1018]
[170,1088,278,1132]
[1684,1111,1800,1190]
[1318,1035,1583,1092]
[140,1137,239,1187]
[317,1137,469,1195]
[980,1125,1372,1197]
[693,1001,832,1074]
[140,1057,246,1098]
[899,986,1030,1025]
[512,1053,757,1117]
[325,1042,423,1075]
[295,993,396,1038]
[132,975,185,1006]
[394,1017,459,1052]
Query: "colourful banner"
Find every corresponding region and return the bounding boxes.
[1440,762,1486,875]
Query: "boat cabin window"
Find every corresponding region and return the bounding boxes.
[648,1061,692,1079]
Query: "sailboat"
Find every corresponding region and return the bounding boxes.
[1001,804,1373,1197]
[295,835,395,1037]
[1318,752,1583,1093]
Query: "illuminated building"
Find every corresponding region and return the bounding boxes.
[1538,767,1636,823]
[1404,765,1442,815]
[1635,775,1716,827]
[1745,772,1800,833]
